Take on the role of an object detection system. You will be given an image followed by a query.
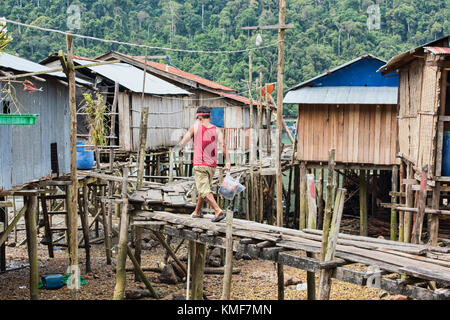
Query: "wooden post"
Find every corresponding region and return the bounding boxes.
[191,242,206,300]
[0,196,6,272]
[0,205,26,248]
[24,196,39,300]
[40,194,54,258]
[109,82,119,170]
[294,165,300,227]
[221,208,234,300]
[390,166,399,241]
[398,161,405,242]
[359,170,368,237]
[429,182,440,246]
[317,169,324,229]
[404,163,414,243]
[299,162,307,230]
[306,173,317,300]
[318,188,346,300]
[136,48,149,190]
[113,166,129,300]
[266,103,272,156]
[134,226,143,281]
[412,166,427,244]
[100,185,112,265]
[321,149,335,261]
[169,149,174,183]
[275,0,286,300]
[79,185,91,273]
[66,33,79,285]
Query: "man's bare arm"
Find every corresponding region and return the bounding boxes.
[175,125,195,150]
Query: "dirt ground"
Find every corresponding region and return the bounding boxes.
[0,222,386,301]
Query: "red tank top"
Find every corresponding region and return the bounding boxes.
[193,124,217,167]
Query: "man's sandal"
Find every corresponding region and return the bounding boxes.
[211,212,226,222]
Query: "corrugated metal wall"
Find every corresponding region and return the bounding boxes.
[0,77,70,191]
[131,93,186,151]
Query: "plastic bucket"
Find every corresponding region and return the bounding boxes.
[76,142,94,170]
[442,132,450,176]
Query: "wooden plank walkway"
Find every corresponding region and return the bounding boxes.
[132,210,450,300]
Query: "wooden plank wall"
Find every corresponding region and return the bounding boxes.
[397,56,443,176]
[296,103,398,165]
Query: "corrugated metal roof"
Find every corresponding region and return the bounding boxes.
[73,58,191,95]
[378,35,450,74]
[424,46,450,55]
[0,52,89,84]
[283,86,398,105]
[131,56,235,92]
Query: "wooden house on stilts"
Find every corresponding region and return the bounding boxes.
[283,55,399,235]
[95,51,271,167]
[378,35,450,245]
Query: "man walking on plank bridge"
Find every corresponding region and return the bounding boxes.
[175,106,231,222]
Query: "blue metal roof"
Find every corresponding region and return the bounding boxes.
[288,55,399,91]
[284,55,399,105]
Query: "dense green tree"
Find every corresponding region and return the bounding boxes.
[0,0,448,116]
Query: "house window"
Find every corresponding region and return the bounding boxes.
[1,100,10,114]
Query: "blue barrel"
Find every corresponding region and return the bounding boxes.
[442,132,450,176]
[76,142,94,170]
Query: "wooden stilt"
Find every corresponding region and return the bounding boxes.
[317,168,324,229]
[79,185,91,273]
[40,194,54,258]
[399,161,405,242]
[299,162,307,230]
[113,167,129,300]
[429,182,440,246]
[390,166,399,241]
[221,208,234,300]
[412,166,427,244]
[191,242,206,300]
[134,226,143,281]
[24,196,39,300]
[100,185,112,265]
[359,170,368,237]
[321,149,335,261]
[306,173,317,300]
[404,163,414,243]
[0,196,6,272]
[152,230,187,276]
[318,188,346,300]
[136,48,149,190]
[65,34,79,297]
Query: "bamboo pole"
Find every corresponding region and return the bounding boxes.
[398,161,405,242]
[40,194,54,258]
[152,230,187,276]
[113,166,129,300]
[24,196,39,300]
[318,188,346,300]
[134,226,143,281]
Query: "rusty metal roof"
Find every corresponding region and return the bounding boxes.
[424,46,450,55]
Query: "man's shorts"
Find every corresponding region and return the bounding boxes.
[193,165,216,198]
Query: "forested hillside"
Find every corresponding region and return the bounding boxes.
[1,0,449,115]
